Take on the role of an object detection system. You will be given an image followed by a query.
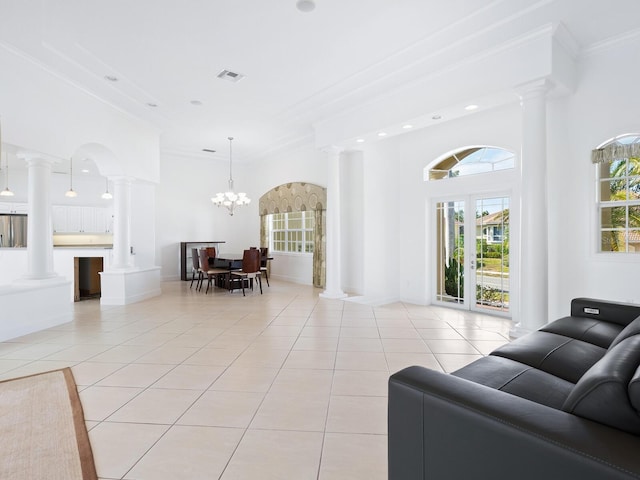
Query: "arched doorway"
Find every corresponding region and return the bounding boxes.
[259,182,327,287]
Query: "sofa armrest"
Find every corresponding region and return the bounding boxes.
[389,366,640,480]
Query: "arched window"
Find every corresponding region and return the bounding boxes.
[593,134,640,253]
[427,146,514,180]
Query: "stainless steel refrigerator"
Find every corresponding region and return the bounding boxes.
[0,214,28,247]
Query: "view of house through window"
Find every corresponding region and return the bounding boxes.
[269,211,315,253]
[434,197,510,313]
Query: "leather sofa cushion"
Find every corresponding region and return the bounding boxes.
[541,316,624,348]
[491,331,606,384]
[453,355,575,408]
[562,335,640,435]
[630,367,640,412]
[609,315,640,350]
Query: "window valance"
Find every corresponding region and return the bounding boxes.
[258,182,326,216]
[591,142,640,164]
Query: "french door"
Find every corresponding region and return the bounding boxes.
[434,195,510,314]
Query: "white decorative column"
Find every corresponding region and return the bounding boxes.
[513,80,551,336]
[110,176,133,269]
[2,152,71,342]
[20,154,57,280]
[320,146,347,299]
[100,176,160,306]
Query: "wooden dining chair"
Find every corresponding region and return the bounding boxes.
[198,248,229,294]
[190,248,201,289]
[259,247,270,287]
[230,249,262,296]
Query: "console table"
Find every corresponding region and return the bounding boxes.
[179,241,226,281]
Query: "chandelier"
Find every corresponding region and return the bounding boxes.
[211,136,250,216]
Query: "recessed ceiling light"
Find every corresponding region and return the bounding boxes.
[146,102,158,107]
[81,169,90,173]
[190,100,203,106]
[296,0,316,12]
[377,132,387,137]
[432,114,442,120]
[356,138,365,143]
[465,104,478,111]
[402,124,413,129]
[104,75,118,82]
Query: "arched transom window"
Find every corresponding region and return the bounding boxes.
[427,146,515,180]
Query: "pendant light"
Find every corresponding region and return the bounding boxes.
[211,137,250,216]
[0,153,14,197]
[65,157,77,197]
[0,117,14,197]
[101,177,112,199]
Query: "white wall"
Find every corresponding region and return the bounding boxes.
[547,37,640,318]
[156,143,327,283]
[155,152,228,280]
[130,182,156,269]
[353,104,522,306]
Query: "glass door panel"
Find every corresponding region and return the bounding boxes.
[435,200,465,305]
[473,196,510,313]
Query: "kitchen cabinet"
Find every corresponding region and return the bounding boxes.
[52,206,113,233]
[0,202,28,214]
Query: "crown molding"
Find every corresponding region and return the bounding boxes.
[0,40,161,133]
[581,27,640,58]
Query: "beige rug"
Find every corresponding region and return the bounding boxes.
[0,368,97,480]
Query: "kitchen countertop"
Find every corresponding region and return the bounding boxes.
[0,246,113,249]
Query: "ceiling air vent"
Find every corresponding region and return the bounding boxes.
[217,69,245,83]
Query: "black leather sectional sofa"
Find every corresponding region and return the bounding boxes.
[388,298,640,479]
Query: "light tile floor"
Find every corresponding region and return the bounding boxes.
[0,280,512,480]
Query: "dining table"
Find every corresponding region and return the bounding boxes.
[211,252,273,291]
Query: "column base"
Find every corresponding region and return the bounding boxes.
[319,290,348,300]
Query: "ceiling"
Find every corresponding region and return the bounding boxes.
[1,0,640,166]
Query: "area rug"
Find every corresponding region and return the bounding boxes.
[0,368,97,480]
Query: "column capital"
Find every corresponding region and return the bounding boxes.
[110,176,136,185]
[516,79,553,101]
[322,145,345,157]
[16,151,58,167]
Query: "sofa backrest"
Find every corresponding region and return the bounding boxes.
[562,334,640,435]
[571,298,640,327]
